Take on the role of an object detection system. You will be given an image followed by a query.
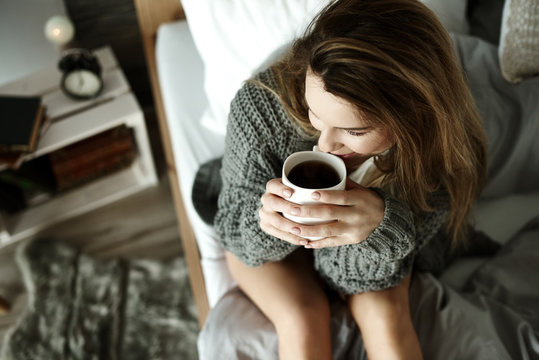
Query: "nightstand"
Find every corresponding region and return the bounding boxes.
[0,46,157,247]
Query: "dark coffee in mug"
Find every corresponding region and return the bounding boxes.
[287,160,341,189]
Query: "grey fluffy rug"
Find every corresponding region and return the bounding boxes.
[1,239,198,360]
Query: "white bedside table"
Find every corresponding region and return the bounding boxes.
[0,46,157,247]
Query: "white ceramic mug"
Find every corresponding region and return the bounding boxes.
[281,150,346,240]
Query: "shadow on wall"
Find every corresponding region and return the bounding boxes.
[64,0,153,107]
[0,0,63,86]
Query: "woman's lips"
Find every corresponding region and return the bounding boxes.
[331,152,356,159]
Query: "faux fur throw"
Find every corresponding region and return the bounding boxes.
[1,239,198,360]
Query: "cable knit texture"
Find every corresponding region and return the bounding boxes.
[214,69,450,294]
[214,70,315,265]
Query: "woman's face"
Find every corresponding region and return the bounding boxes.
[305,72,394,170]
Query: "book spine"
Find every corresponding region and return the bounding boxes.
[48,125,137,192]
[49,126,131,161]
[50,134,134,177]
[55,150,136,191]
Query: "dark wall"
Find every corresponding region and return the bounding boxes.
[64,0,153,107]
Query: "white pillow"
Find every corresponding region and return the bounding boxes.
[181,0,329,135]
[181,0,469,136]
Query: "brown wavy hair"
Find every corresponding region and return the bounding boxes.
[269,0,487,249]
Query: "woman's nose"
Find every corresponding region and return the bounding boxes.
[317,129,341,153]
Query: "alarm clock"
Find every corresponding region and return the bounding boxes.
[58,49,103,100]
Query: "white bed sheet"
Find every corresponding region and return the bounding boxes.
[156,21,235,307]
[155,20,539,309]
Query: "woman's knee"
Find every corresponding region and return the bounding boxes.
[224,250,331,328]
[347,276,412,324]
[274,297,331,336]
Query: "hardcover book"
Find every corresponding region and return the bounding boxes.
[0,96,45,153]
[0,115,51,170]
[48,125,136,191]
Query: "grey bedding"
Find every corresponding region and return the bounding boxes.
[197,34,539,359]
[413,216,539,359]
[199,216,539,360]
[453,35,539,199]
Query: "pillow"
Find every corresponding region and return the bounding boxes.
[181,0,470,136]
[181,0,329,135]
[499,0,539,83]
[421,0,470,34]
[451,33,539,198]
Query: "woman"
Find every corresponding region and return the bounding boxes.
[214,0,488,358]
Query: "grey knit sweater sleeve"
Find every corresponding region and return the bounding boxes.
[213,71,314,267]
[314,189,450,294]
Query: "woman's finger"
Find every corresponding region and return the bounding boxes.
[259,219,306,246]
[259,206,345,245]
[314,186,382,208]
[292,203,354,221]
[265,177,294,198]
[292,220,346,239]
[303,232,364,249]
[261,205,296,230]
[304,236,345,249]
[259,205,309,239]
[261,192,304,217]
[311,187,363,206]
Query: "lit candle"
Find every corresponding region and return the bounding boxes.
[44,15,75,45]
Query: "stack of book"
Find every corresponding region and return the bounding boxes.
[48,125,136,192]
[0,95,49,170]
[0,99,137,215]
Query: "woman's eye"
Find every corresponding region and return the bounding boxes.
[346,130,366,136]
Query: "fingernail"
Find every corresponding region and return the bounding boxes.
[311,192,321,200]
[291,207,300,216]
[304,243,313,249]
[299,240,307,246]
[291,227,300,235]
[283,189,292,198]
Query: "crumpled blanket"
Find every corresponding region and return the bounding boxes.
[198,216,539,360]
[1,239,198,360]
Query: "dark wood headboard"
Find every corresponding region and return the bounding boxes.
[133,0,210,327]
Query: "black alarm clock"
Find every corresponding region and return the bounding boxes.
[58,48,103,100]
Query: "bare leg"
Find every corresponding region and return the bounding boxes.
[226,249,333,360]
[347,275,423,360]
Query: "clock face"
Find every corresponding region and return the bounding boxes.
[62,69,103,99]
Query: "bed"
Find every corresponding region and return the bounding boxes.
[133,0,539,358]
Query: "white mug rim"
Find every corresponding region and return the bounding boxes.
[282,151,346,190]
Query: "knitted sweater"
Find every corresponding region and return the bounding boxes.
[214,69,449,294]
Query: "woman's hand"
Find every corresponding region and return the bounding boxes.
[259,178,311,246]
[259,178,385,249]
